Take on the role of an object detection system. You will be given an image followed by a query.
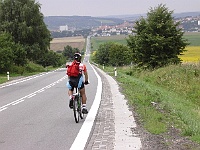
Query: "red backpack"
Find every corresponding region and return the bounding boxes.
[66,61,80,77]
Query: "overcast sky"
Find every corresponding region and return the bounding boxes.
[36,0,200,17]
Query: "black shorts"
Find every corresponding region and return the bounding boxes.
[68,76,84,91]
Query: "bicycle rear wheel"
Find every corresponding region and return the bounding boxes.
[73,96,79,123]
[79,97,84,119]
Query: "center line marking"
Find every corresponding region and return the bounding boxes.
[0,107,8,112]
[0,76,67,112]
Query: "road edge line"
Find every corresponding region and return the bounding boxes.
[70,63,102,150]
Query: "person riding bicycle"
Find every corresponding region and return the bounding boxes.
[66,52,89,114]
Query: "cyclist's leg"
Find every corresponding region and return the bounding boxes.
[78,76,86,104]
[80,83,88,114]
[67,81,73,98]
[68,90,73,98]
[80,85,86,105]
[67,81,74,108]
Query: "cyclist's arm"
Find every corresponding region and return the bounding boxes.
[84,70,88,82]
[83,65,88,82]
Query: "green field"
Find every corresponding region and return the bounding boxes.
[184,32,200,46]
[91,32,200,48]
[91,35,128,50]
[91,33,200,63]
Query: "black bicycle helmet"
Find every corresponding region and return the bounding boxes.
[74,53,81,62]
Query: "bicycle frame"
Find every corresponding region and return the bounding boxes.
[73,87,79,99]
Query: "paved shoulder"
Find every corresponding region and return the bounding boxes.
[85,67,115,149]
[85,66,142,150]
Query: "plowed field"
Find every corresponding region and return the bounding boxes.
[50,36,85,52]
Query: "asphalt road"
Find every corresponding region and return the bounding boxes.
[0,36,97,150]
[0,61,98,150]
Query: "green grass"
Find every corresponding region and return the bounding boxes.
[0,75,8,84]
[99,64,200,143]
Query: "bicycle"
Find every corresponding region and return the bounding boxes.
[72,87,84,123]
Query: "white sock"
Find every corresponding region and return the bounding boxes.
[82,104,86,108]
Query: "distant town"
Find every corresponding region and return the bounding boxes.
[176,15,200,32]
[49,14,200,38]
[93,15,200,37]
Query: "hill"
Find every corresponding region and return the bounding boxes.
[44,12,200,31]
[44,16,124,31]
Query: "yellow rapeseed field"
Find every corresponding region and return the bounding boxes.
[179,46,200,63]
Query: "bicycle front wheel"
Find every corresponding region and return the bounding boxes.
[73,97,79,123]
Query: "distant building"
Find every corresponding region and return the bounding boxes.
[198,21,200,25]
[59,25,68,31]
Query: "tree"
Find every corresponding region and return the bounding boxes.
[62,45,81,61]
[0,33,15,73]
[0,32,27,73]
[0,0,51,64]
[109,43,132,66]
[62,45,73,59]
[95,42,112,65]
[36,50,65,67]
[94,42,132,66]
[13,43,27,66]
[127,4,189,69]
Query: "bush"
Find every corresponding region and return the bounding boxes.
[11,65,25,75]
[25,62,45,73]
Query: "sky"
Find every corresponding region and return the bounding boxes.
[36,0,200,17]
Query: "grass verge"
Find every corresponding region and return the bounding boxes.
[99,63,200,143]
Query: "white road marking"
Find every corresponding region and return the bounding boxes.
[0,75,67,112]
[12,99,25,106]
[0,107,8,112]
[0,68,63,89]
[27,93,36,98]
[37,89,45,93]
[70,63,102,150]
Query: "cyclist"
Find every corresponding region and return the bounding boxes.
[66,53,89,114]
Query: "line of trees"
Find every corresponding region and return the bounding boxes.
[62,45,83,61]
[51,29,91,38]
[94,42,132,66]
[0,0,65,74]
[93,4,189,69]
